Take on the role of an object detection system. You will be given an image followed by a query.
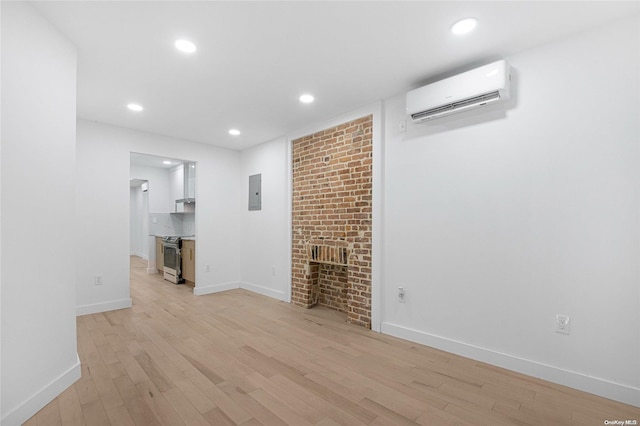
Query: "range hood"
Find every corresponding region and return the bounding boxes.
[175,198,195,213]
[174,162,196,213]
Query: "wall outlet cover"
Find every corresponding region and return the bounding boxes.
[398,286,406,303]
[556,314,570,335]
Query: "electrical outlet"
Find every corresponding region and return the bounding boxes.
[271,266,276,276]
[205,264,211,272]
[556,314,570,335]
[398,286,406,303]
[399,120,407,133]
[95,275,103,286]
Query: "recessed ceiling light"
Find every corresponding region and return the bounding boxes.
[450,18,478,35]
[163,160,172,165]
[229,129,241,136]
[175,39,197,53]
[127,103,143,112]
[299,94,314,104]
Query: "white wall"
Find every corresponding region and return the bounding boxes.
[1,2,81,424]
[130,164,172,213]
[129,186,148,258]
[1,2,4,418]
[76,120,242,314]
[239,137,290,300]
[129,163,172,262]
[381,15,640,406]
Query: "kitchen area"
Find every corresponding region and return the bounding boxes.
[130,153,197,286]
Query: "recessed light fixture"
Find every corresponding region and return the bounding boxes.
[175,39,197,53]
[229,129,241,136]
[450,17,478,35]
[127,103,143,112]
[299,94,314,104]
[163,160,172,165]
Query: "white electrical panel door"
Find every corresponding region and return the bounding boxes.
[249,174,261,211]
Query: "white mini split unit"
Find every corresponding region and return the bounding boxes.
[406,60,511,123]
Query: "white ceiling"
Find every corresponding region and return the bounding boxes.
[33,1,640,151]
[130,152,189,169]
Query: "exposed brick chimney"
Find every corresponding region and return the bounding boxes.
[291,115,373,328]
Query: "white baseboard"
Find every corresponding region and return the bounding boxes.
[130,250,147,259]
[147,268,159,274]
[240,281,286,301]
[1,354,81,426]
[193,281,239,296]
[76,298,132,316]
[381,322,640,408]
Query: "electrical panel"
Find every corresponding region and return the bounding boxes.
[249,174,261,211]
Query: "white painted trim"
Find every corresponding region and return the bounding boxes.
[76,298,132,316]
[370,101,383,333]
[193,281,239,296]
[130,251,147,259]
[1,354,81,426]
[285,134,293,304]
[240,281,286,301]
[146,268,159,274]
[381,322,640,408]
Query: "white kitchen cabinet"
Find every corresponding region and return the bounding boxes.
[185,162,196,199]
[169,164,184,209]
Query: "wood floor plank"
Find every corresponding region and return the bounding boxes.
[133,350,174,392]
[57,385,86,426]
[133,380,185,426]
[104,403,136,426]
[186,366,254,424]
[202,406,237,426]
[34,399,62,426]
[121,396,161,426]
[173,378,217,414]
[161,387,210,426]
[74,370,101,407]
[269,374,370,426]
[217,380,289,426]
[27,256,640,425]
[248,387,316,426]
[80,399,111,426]
[414,406,477,426]
[246,371,324,424]
[358,397,420,426]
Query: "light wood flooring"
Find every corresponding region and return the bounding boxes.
[25,256,640,425]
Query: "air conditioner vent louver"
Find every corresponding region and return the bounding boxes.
[410,91,501,121]
[406,60,511,123]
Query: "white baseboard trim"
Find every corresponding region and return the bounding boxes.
[130,250,147,259]
[1,354,81,426]
[381,322,640,408]
[240,281,286,301]
[76,298,133,316]
[147,268,159,274]
[193,281,240,296]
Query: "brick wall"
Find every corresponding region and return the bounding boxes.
[291,115,373,328]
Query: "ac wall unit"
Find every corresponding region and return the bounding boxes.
[406,60,511,123]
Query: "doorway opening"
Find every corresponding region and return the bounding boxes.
[129,153,197,287]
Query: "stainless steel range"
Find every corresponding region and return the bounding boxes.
[162,236,184,284]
